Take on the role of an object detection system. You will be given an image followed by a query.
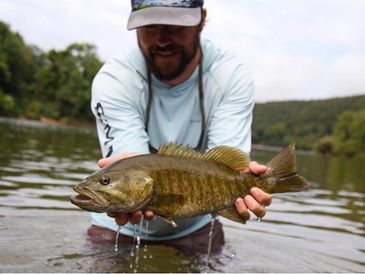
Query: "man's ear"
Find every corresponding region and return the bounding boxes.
[198,8,207,32]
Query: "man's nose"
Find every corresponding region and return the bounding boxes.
[154,26,171,46]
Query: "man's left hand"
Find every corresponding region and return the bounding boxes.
[235,161,272,222]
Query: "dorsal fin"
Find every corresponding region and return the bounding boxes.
[202,146,250,171]
[158,143,201,158]
[158,143,250,171]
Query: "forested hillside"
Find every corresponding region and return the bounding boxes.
[253,96,365,156]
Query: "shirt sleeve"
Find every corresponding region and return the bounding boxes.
[91,65,149,158]
[207,62,254,155]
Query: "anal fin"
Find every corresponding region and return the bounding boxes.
[217,206,247,224]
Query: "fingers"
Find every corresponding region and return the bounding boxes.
[107,210,155,226]
[143,210,155,221]
[235,187,273,221]
[250,187,272,207]
[247,161,267,175]
[243,195,266,218]
[235,197,250,223]
[98,155,124,168]
[107,212,129,226]
[98,152,141,168]
[130,211,143,224]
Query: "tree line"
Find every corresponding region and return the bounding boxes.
[253,95,365,158]
[1,20,364,158]
[0,20,101,122]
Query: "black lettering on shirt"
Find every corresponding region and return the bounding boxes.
[95,102,114,157]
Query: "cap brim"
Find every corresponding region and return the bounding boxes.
[127,7,202,30]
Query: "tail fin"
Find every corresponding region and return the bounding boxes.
[265,144,310,193]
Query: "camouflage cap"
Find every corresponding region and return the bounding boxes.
[127,0,204,30]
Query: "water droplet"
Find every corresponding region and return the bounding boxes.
[114,226,122,252]
[206,214,216,267]
[145,220,149,232]
[129,218,143,273]
[133,224,138,243]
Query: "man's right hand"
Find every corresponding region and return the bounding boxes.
[98,152,155,225]
[107,211,155,226]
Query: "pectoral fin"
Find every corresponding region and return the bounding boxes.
[217,206,247,224]
[160,217,178,227]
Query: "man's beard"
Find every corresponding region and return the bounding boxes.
[139,37,200,81]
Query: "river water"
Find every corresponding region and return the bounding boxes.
[0,118,364,273]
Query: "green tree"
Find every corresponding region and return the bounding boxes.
[333,109,365,158]
[34,43,102,121]
[0,21,38,115]
[314,135,336,156]
[315,109,365,158]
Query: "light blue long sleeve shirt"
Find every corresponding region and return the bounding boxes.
[90,39,254,240]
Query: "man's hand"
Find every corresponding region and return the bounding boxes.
[235,161,272,222]
[98,152,140,168]
[98,152,155,226]
[107,211,154,226]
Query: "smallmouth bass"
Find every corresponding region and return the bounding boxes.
[70,144,309,224]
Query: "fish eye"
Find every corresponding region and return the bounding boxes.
[99,175,111,185]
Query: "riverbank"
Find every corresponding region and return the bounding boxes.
[39,116,95,128]
[1,116,315,155]
[0,116,95,130]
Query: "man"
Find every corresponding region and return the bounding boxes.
[89,0,272,251]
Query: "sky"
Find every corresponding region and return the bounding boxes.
[0,0,364,102]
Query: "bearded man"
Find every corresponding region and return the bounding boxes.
[89,0,271,252]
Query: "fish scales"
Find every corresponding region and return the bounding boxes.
[206,174,216,212]
[191,170,222,213]
[181,168,193,205]
[155,156,241,215]
[214,174,230,208]
[193,173,203,208]
[217,176,228,209]
[180,168,196,213]
[179,168,195,208]
[214,172,242,210]
[163,169,173,193]
[171,169,185,198]
[146,156,242,217]
[176,157,240,215]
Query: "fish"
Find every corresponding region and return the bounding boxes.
[70,143,310,225]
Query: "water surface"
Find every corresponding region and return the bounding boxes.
[0,118,364,272]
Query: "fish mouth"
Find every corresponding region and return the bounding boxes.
[70,185,109,212]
